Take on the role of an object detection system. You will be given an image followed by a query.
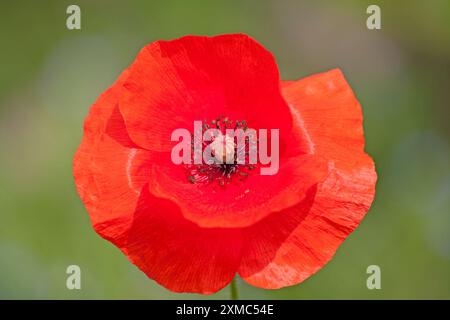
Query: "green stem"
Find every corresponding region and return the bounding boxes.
[230,277,239,300]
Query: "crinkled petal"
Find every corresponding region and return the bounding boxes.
[238,69,377,288]
[73,70,153,246]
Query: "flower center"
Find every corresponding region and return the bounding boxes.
[210,133,235,164]
[185,116,256,187]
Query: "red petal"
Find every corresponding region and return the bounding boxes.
[284,69,367,167]
[73,71,153,246]
[119,34,292,151]
[238,69,377,288]
[150,154,327,228]
[124,185,242,294]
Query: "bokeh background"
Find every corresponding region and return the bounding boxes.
[0,0,449,299]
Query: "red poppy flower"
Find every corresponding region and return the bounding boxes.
[73,34,376,294]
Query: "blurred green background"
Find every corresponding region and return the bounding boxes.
[0,0,449,299]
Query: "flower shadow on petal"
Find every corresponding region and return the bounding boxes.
[122,183,319,293]
[238,185,318,278]
[123,184,243,294]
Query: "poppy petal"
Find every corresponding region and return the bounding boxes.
[73,71,153,246]
[124,185,243,294]
[238,69,377,288]
[149,153,327,228]
[119,34,292,152]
